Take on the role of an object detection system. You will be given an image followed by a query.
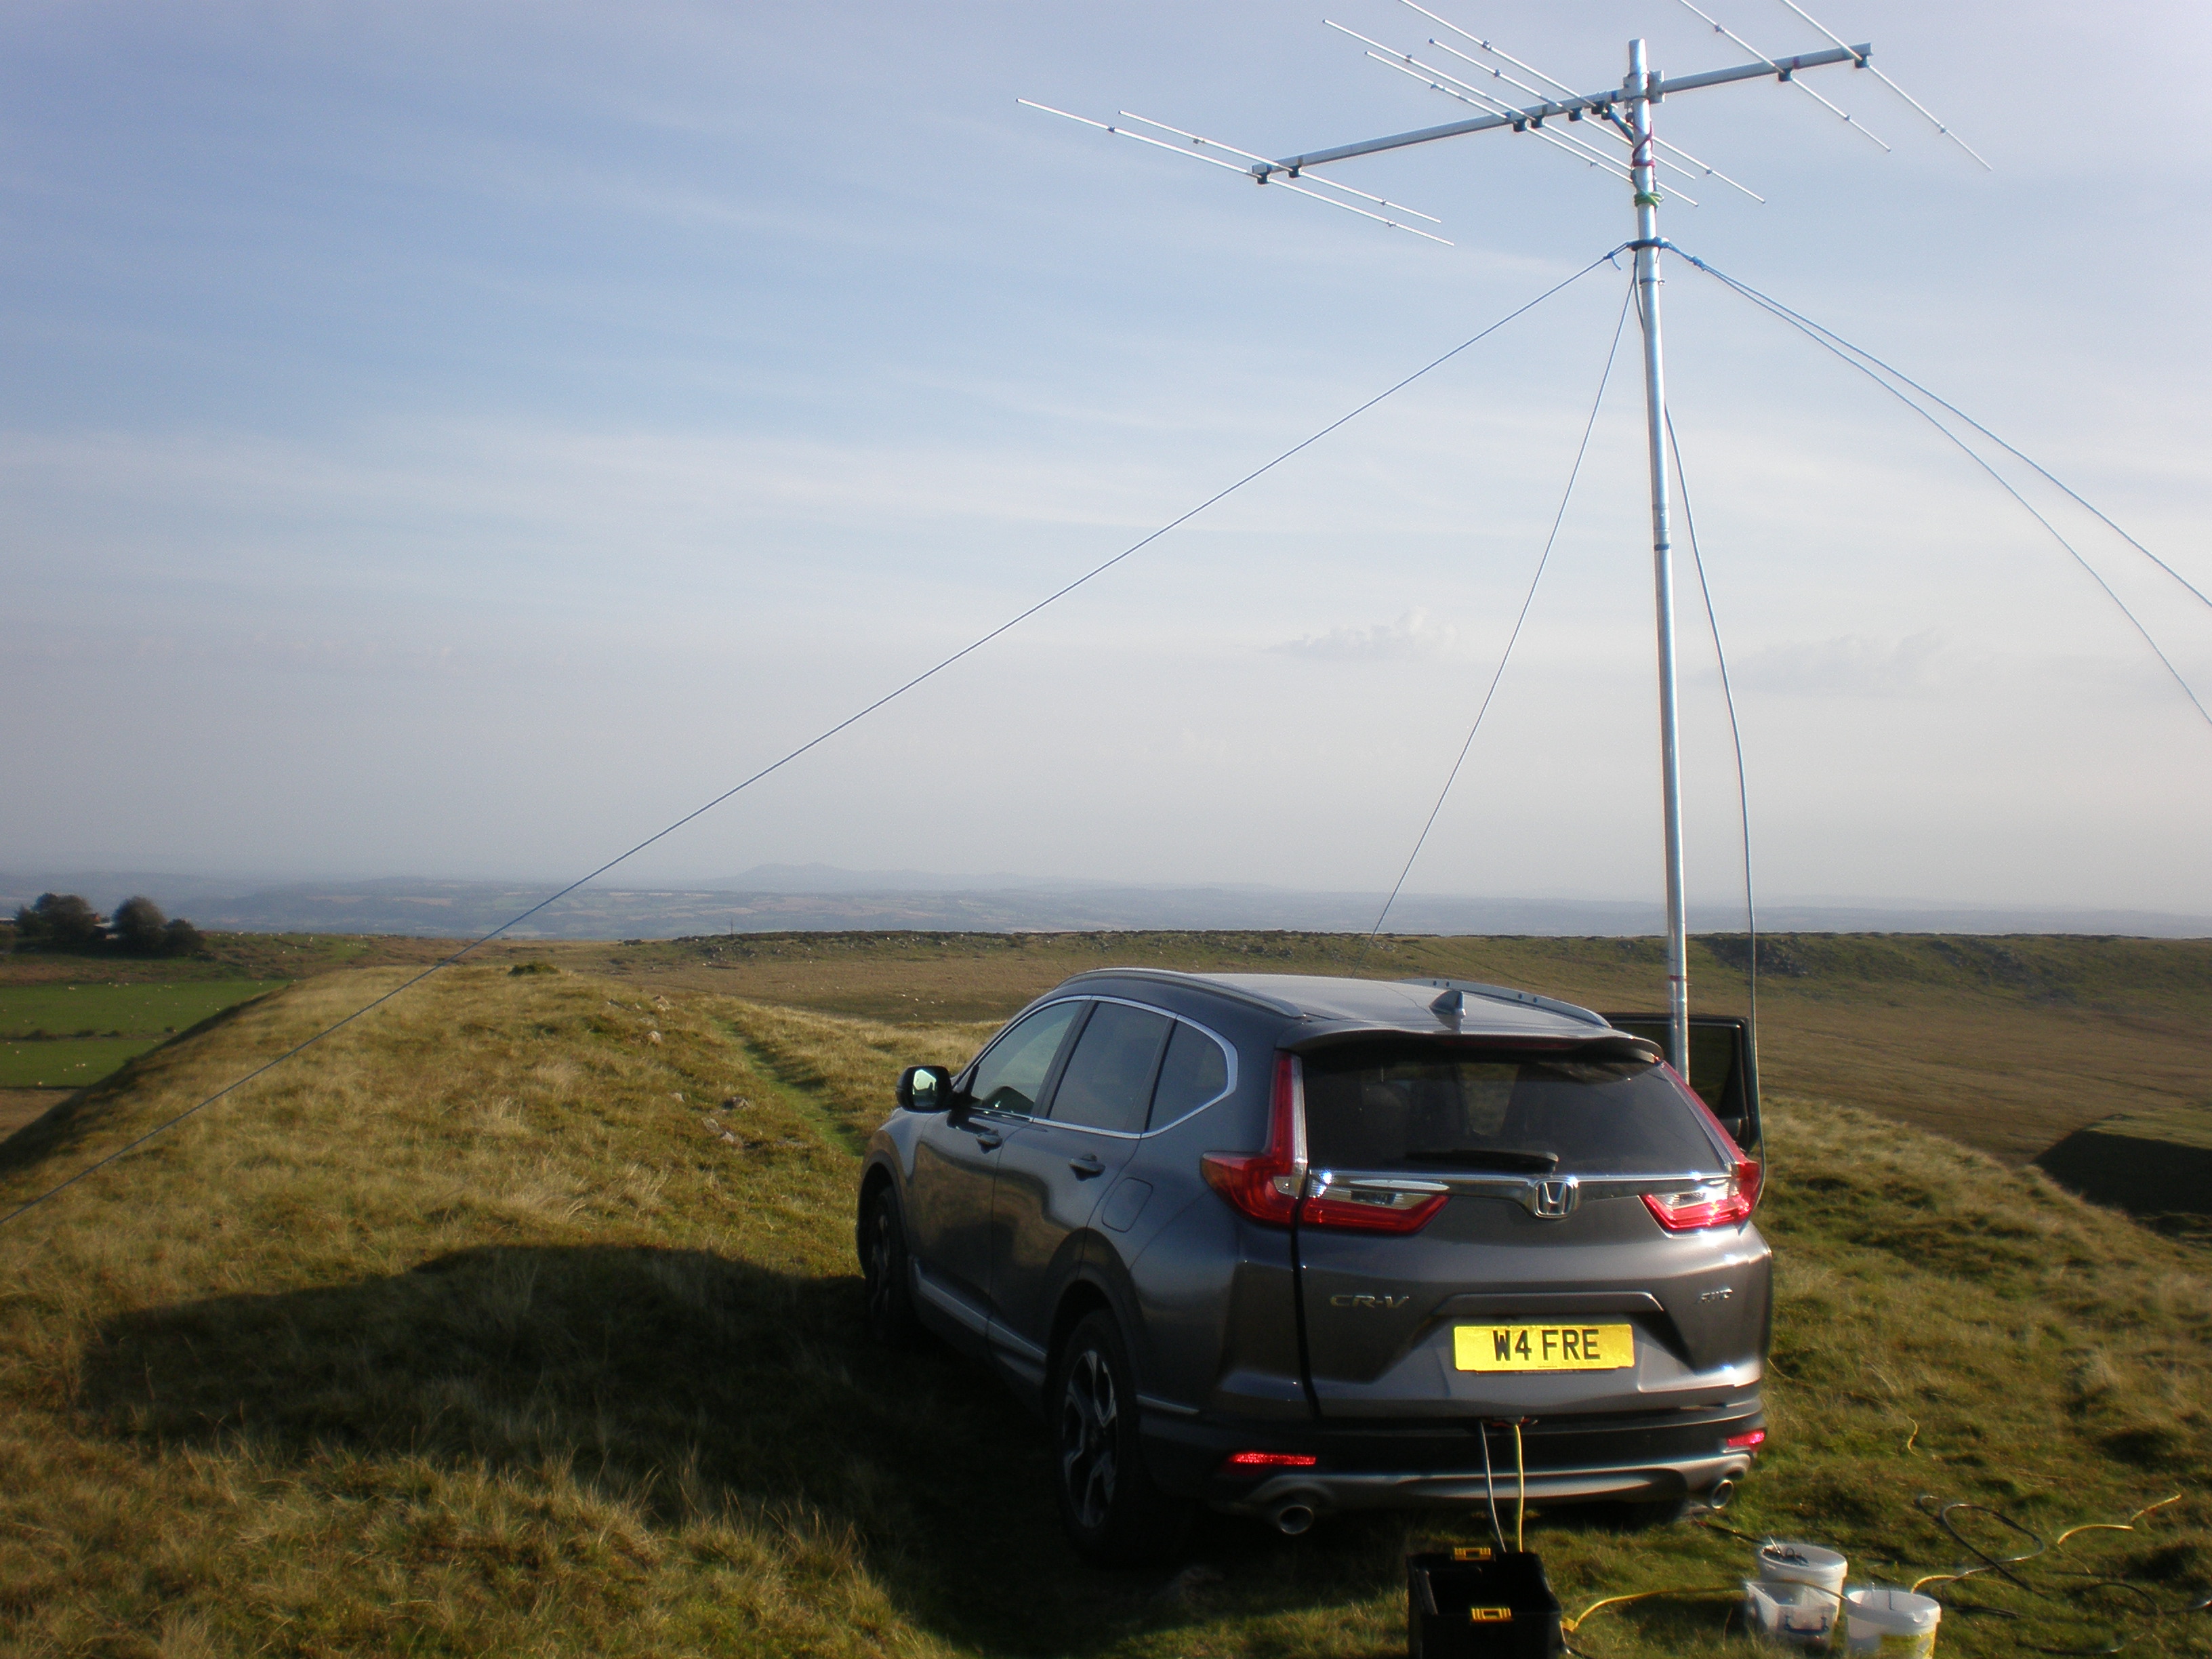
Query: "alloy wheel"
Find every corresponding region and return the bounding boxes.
[867,1202,895,1319]
[1059,1345,1118,1529]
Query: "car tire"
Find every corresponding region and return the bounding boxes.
[860,1182,922,1348]
[1048,1309,1193,1566]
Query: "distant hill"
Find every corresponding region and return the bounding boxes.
[5,869,2207,940]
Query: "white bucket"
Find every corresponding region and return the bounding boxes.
[1759,1541,1850,1600]
[1743,1578,1839,1647]
[1843,1586,1942,1656]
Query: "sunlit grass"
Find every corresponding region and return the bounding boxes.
[0,963,2205,1656]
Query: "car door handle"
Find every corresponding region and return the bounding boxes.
[970,1128,1003,1151]
[1068,1154,1106,1179]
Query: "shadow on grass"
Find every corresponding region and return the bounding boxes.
[79,1244,1414,1656]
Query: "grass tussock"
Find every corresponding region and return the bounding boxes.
[0,964,2207,1656]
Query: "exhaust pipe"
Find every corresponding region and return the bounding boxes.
[1269,1499,1317,1536]
[1706,1478,1736,1511]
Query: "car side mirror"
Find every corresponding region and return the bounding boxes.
[897,1064,955,1112]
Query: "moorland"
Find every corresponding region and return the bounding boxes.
[0,930,2207,1656]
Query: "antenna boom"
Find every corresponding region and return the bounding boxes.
[1256,43,1866,176]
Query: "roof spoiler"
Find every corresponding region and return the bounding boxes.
[1400,978,1609,1029]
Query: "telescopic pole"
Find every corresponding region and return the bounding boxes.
[1627,39,1692,1082]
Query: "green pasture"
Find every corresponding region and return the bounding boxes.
[0,980,283,1088]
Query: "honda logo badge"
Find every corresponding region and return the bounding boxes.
[1525,1176,1580,1219]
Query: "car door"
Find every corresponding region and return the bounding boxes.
[903,1000,1084,1347]
[988,998,1170,1380]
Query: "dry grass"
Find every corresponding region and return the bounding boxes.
[0,960,2207,1656]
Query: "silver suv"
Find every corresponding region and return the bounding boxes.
[857,970,1770,1563]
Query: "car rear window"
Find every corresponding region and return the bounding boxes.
[1301,1042,1727,1176]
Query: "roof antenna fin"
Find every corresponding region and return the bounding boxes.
[1431,987,1466,1019]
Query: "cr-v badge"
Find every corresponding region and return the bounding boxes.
[1329,1293,1412,1309]
[1524,1176,1580,1218]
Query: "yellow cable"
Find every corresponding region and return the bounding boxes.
[1513,1421,1526,1553]
[1563,1584,1744,1634]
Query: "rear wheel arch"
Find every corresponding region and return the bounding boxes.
[1048,1278,1113,1374]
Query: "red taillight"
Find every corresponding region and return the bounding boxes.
[1200,1054,1304,1226]
[1303,1186,1450,1234]
[1725,1429,1767,1451]
[1641,1157,1763,1231]
[1220,1450,1319,1473]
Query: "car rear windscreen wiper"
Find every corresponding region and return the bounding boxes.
[1401,1147,1560,1172]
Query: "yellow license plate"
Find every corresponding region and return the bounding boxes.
[1454,1322,1635,1372]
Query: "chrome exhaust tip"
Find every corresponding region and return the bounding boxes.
[1706,1478,1736,1511]
[1269,1500,1317,1536]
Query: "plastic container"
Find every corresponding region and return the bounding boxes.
[1743,1578,1840,1647]
[1758,1541,1850,1601]
[1407,1549,1565,1658]
[1842,1586,1942,1656]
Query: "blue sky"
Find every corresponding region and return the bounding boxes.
[5,0,2209,913]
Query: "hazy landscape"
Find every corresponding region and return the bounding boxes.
[8,868,2211,942]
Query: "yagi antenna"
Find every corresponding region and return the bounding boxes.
[1017,100,1452,244]
[1769,0,1991,169]
[1401,3,1763,201]
[1420,35,1751,201]
[1325,20,1678,198]
[1675,0,1890,150]
[1418,34,1764,202]
[1112,112,1442,224]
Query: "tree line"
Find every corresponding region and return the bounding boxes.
[9,893,206,957]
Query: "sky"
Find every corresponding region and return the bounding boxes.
[5,0,2209,916]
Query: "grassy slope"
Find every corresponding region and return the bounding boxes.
[1,964,2208,1656]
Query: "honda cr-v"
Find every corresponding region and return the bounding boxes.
[855,970,1769,1563]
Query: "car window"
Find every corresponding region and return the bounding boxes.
[1301,1042,1727,1176]
[1149,1020,1231,1126]
[1049,1002,1170,1133]
[968,1002,1083,1116]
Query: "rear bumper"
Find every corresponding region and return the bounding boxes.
[1142,1397,1763,1516]
[1209,1452,1751,1520]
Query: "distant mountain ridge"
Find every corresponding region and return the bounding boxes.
[4,869,2207,940]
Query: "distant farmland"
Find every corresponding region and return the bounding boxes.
[0,979,282,1088]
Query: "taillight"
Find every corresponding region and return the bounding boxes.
[1641,1157,1763,1231]
[1220,1450,1318,1474]
[1725,1429,1767,1451]
[1303,1181,1449,1235]
[1200,1054,1305,1226]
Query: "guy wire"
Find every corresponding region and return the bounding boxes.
[1368,273,1637,941]
[1666,408,1760,1131]
[1692,255,2207,615]
[1672,246,2212,740]
[0,251,1624,1232]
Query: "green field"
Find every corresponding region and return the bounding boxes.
[0,980,283,1087]
[1,950,2207,1656]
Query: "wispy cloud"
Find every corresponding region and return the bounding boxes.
[1734,630,1950,697]
[1270,609,1462,663]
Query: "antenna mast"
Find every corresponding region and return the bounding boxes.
[1244,38,1872,1082]
[1626,39,1693,1082]
[1031,22,1945,1082]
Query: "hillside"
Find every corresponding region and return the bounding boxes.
[12,928,2207,1168]
[1,958,2207,1656]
